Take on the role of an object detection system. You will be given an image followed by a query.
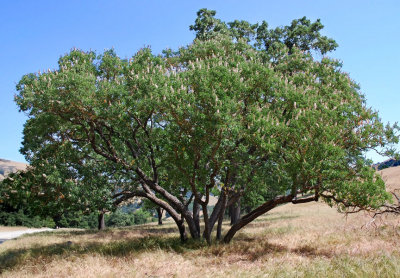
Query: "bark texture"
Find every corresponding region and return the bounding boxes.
[98,211,105,230]
[156,207,163,225]
[229,198,241,226]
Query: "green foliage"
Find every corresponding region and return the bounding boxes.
[0,205,152,229]
[0,162,116,227]
[56,211,98,229]
[11,9,399,241]
[190,8,337,55]
[106,209,135,227]
[106,208,152,227]
[0,210,55,228]
[133,208,152,225]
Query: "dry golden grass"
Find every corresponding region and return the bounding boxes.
[1,201,400,277]
[379,166,400,194]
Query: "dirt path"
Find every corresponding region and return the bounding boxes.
[0,228,53,243]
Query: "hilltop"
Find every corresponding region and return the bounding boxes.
[374,158,400,170]
[0,159,27,181]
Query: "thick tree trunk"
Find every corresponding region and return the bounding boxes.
[216,195,227,241]
[181,210,199,239]
[141,180,200,240]
[229,198,241,225]
[177,220,187,242]
[201,203,211,245]
[192,198,201,237]
[98,211,105,230]
[223,194,296,243]
[156,207,163,225]
[203,191,225,238]
[113,188,200,241]
[137,191,191,242]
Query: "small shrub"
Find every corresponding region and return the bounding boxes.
[133,209,151,225]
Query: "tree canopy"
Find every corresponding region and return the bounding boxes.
[13,9,399,244]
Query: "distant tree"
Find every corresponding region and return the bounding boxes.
[14,10,399,244]
[0,160,117,229]
[0,131,127,230]
[142,199,164,225]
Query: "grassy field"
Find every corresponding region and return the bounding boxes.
[0,201,399,278]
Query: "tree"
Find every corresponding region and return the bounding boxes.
[142,199,165,225]
[0,160,117,230]
[0,131,125,230]
[14,10,398,244]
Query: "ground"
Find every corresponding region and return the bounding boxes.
[0,201,399,278]
[0,228,53,244]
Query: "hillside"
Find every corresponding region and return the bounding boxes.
[379,165,400,193]
[0,159,27,181]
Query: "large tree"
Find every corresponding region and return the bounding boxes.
[14,10,398,244]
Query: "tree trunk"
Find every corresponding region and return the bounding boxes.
[193,197,201,237]
[201,203,211,245]
[216,195,227,240]
[156,207,163,225]
[203,191,225,238]
[114,188,202,241]
[223,194,295,243]
[136,191,191,242]
[229,198,241,225]
[177,219,188,242]
[98,211,105,230]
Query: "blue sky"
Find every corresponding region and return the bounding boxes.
[1,0,399,163]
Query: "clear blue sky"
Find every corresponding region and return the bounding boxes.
[1,0,399,163]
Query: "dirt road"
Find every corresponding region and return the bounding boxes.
[0,228,53,243]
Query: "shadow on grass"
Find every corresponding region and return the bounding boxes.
[218,233,335,262]
[0,222,333,273]
[251,214,299,223]
[0,232,207,273]
[28,224,180,240]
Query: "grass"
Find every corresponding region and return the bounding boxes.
[1,202,400,277]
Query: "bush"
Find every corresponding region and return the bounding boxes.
[0,207,153,229]
[133,209,151,225]
[106,209,135,227]
[106,208,152,227]
[57,211,98,229]
[0,210,56,228]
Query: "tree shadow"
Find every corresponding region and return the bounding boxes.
[215,234,335,262]
[0,224,335,273]
[0,232,207,273]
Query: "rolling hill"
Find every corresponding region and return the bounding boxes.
[379,165,400,193]
[0,159,28,181]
